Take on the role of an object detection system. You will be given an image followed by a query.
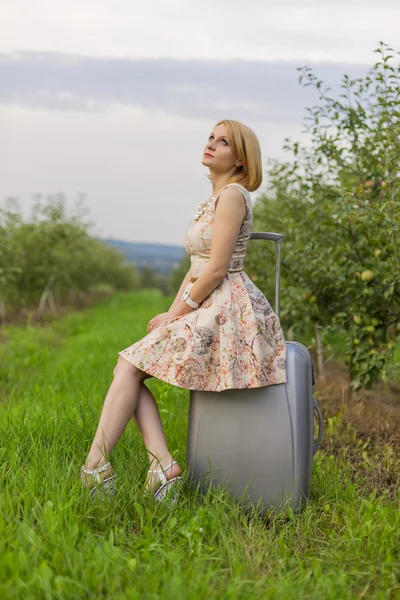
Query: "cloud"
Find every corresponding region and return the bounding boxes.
[1,1,398,64]
[0,51,369,123]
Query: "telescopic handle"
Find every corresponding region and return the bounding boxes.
[249,232,283,318]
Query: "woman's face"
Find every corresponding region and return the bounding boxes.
[201,124,241,174]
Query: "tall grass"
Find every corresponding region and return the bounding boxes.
[0,291,399,599]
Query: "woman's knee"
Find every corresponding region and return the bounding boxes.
[113,356,139,378]
[113,356,151,381]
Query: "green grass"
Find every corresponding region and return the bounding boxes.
[0,291,399,599]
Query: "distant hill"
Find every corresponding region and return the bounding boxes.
[99,238,187,274]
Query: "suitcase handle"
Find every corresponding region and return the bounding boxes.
[250,233,324,454]
[313,396,324,456]
[250,232,283,317]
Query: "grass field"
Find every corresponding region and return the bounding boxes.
[0,291,399,599]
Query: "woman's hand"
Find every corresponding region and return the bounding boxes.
[147,312,172,333]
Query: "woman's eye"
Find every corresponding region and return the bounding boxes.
[208,135,227,145]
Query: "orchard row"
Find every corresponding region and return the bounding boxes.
[246,43,400,392]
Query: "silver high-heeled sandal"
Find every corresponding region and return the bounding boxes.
[80,462,116,498]
[146,460,183,503]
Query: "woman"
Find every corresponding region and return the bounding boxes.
[80,119,287,500]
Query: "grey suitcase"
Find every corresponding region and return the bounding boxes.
[186,232,323,514]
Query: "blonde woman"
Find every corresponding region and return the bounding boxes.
[80,119,287,500]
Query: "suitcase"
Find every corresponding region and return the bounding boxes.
[186,232,324,514]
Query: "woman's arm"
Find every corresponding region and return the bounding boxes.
[168,186,247,319]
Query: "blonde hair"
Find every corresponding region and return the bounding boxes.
[211,119,263,192]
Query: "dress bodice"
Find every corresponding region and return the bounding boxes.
[184,183,253,278]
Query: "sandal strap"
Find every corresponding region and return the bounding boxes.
[147,460,177,486]
[80,462,112,485]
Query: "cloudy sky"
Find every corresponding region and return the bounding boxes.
[1,1,399,245]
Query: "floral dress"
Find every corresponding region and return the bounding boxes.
[118,182,287,391]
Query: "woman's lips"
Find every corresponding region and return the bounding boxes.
[204,153,214,157]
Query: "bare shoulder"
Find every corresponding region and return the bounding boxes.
[215,185,247,221]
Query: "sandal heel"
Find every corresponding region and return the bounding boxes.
[146,460,183,503]
[154,476,184,504]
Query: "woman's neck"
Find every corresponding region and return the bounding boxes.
[210,175,231,197]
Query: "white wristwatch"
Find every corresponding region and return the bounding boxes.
[182,289,199,309]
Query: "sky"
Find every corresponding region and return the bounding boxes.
[1,0,399,245]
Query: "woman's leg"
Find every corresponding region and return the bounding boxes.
[82,357,147,474]
[131,382,182,490]
[81,356,181,489]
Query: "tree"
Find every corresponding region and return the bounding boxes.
[247,42,400,393]
[0,194,139,320]
[170,253,191,297]
[139,267,158,290]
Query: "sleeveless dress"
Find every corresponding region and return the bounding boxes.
[118,183,287,392]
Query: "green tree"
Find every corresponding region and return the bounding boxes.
[247,42,400,393]
[0,198,24,322]
[0,194,139,320]
[139,267,158,290]
[170,253,191,296]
